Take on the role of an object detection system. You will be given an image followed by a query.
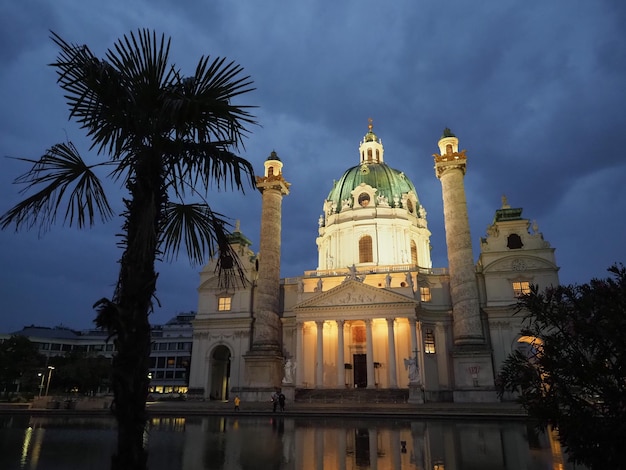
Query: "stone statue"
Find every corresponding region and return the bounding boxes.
[316,278,323,292]
[404,357,419,383]
[405,272,414,290]
[282,359,296,384]
[297,278,304,293]
[318,214,324,227]
[385,273,392,288]
[344,264,364,283]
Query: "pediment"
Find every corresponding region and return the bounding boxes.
[294,280,417,313]
[482,255,557,274]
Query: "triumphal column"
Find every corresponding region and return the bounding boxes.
[241,151,290,400]
[434,129,496,402]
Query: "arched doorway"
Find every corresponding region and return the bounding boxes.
[209,345,231,401]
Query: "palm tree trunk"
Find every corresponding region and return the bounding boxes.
[111,155,163,470]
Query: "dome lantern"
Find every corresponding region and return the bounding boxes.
[359,118,384,164]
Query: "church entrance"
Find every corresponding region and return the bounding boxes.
[209,346,231,400]
[353,353,367,388]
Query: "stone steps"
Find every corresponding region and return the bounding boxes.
[295,388,409,404]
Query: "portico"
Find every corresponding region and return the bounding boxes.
[289,280,423,390]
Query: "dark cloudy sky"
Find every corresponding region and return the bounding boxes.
[1,0,625,333]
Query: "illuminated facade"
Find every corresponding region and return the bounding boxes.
[188,124,559,403]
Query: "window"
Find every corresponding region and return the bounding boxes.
[359,235,373,263]
[176,356,190,368]
[358,192,370,207]
[167,357,175,368]
[507,233,523,249]
[218,297,232,311]
[410,240,418,265]
[157,357,166,368]
[420,287,431,302]
[424,329,436,354]
[407,199,414,214]
[512,281,531,297]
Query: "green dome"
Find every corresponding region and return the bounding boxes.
[326,162,419,210]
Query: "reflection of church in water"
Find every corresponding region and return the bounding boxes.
[188,122,559,403]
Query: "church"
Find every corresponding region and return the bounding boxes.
[187,122,559,403]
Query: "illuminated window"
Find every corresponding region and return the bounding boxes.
[512,281,531,297]
[420,287,431,302]
[218,297,232,311]
[410,240,418,265]
[359,236,373,263]
[424,329,436,354]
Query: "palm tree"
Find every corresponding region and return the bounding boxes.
[1,30,256,469]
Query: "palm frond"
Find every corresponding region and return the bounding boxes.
[164,55,257,148]
[160,202,247,288]
[0,142,113,234]
[161,140,255,196]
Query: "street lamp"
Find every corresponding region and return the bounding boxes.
[44,366,55,397]
[38,373,45,397]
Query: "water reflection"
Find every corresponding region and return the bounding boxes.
[0,414,581,470]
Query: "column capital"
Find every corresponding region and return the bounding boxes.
[256,175,291,196]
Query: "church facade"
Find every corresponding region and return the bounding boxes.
[188,124,559,403]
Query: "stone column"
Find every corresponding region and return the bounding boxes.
[252,158,290,351]
[296,321,304,386]
[316,321,324,388]
[433,131,483,346]
[365,319,375,389]
[386,318,398,388]
[242,153,290,399]
[433,131,497,402]
[337,320,345,388]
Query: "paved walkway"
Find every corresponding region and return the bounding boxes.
[0,400,527,420]
[146,399,527,420]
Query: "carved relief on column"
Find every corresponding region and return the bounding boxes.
[437,156,483,345]
[252,187,286,352]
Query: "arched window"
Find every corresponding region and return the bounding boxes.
[410,240,418,265]
[359,235,373,263]
[268,167,274,176]
[376,149,380,161]
[367,149,372,162]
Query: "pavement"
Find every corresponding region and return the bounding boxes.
[144,399,528,420]
[0,399,528,420]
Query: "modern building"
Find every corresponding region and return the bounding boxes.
[1,312,195,394]
[188,123,559,403]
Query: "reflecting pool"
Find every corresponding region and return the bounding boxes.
[0,414,580,469]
